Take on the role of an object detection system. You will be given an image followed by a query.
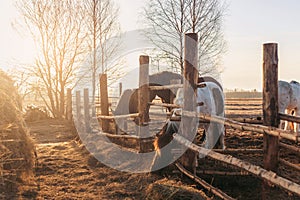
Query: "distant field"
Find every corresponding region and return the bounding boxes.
[225,91,262,99]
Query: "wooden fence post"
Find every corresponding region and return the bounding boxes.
[75,91,83,132]
[138,55,150,125]
[84,88,91,132]
[138,55,150,152]
[181,33,199,173]
[66,88,72,121]
[76,91,81,119]
[262,43,279,199]
[100,73,110,132]
[263,43,279,171]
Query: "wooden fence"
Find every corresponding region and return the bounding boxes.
[71,36,300,198]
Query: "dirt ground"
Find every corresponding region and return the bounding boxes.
[10,99,300,199]
[15,119,209,200]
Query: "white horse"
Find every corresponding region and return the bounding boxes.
[150,80,225,172]
[278,80,300,133]
[173,81,225,149]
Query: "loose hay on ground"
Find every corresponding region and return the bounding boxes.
[0,70,35,197]
[146,178,209,200]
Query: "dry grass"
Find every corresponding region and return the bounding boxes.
[146,178,209,200]
[0,70,35,198]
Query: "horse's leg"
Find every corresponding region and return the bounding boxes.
[218,124,226,150]
[294,108,300,134]
[282,108,290,130]
[284,109,294,131]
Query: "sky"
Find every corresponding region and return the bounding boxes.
[1,0,300,91]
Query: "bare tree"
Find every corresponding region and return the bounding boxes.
[143,0,227,76]
[83,0,122,108]
[17,0,87,118]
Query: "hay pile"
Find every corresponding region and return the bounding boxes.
[0,70,35,196]
[146,179,209,200]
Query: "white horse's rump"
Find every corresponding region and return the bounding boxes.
[174,82,225,149]
[278,80,300,133]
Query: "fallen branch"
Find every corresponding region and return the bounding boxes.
[175,163,236,200]
[197,170,249,176]
[173,134,300,196]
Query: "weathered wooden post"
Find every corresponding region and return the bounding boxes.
[84,88,91,132]
[138,55,150,152]
[262,43,279,199]
[100,73,110,132]
[263,43,279,171]
[66,88,72,121]
[76,91,81,120]
[180,33,199,173]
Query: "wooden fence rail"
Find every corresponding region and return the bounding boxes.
[279,142,300,155]
[182,111,299,142]
[173,133,300,196]
[148,102,182,109]
[279,113,300,124]
[279,158,300,172]
[97,113,139,120]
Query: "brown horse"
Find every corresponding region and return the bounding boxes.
[113,71,222,134]
[114,71,222,115]
[114,71,183,116]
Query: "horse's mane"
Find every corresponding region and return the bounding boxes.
[198,76,223,91]
[149,71,223,90]
[290,80,300,85]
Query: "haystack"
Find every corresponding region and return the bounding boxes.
[0,70,35,195]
